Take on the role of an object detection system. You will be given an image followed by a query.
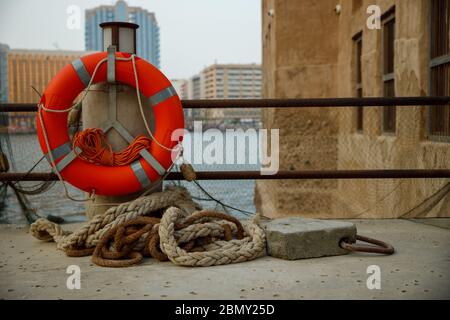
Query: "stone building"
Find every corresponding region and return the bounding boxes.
[256,0,450,218]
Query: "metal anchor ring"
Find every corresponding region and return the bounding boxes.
[340,235,395,255]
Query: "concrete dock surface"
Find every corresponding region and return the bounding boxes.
[1,219,449,300]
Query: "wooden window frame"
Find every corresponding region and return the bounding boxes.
[428,0,450,142]
[381,8,396,135]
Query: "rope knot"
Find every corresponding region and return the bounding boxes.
[30,218,69,242]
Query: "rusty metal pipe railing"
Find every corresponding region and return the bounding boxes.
[1,96,450,112]
[1,97,449,183]
[1,169,449,182]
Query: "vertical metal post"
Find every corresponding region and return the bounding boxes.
[107,45,117,124]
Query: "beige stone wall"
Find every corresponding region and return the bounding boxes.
[256,0,450,218]
[256,0,341,218]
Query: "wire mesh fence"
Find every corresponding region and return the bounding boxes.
[255,106,450,219]
[0,121,262,223]
[0,105,449,224]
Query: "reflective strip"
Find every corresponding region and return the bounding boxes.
[71,59,91,87]
[44,142,72,163]
[131,160,151,188]
[148,86,177,107]
[140,149,165,176]
[54,147,82,173]
[113,122,135,144]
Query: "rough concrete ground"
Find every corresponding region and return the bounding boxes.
[0,219,449,300]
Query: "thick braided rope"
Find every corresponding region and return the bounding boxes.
[132,221,234,252]
[30,187,200,251]
[30,218,71,243]
[30,187,267,267]
[159,207,266,267]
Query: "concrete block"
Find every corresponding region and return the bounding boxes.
[262,217,356,260]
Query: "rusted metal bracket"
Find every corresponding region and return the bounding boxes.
[340,235,395,255]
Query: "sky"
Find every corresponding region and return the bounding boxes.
[0,0,262,79]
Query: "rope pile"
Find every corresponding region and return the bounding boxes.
[72,128,152,166]
[30,187,266,267]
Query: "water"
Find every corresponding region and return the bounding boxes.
[1,132,261,224]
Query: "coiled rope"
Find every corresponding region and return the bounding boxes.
[29,187,266,267]
[72,128,152,166]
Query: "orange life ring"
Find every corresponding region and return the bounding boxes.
[36,52,184,196]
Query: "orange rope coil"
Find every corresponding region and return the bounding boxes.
[73,128,152,166]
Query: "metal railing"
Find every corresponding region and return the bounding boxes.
[0,170,449,182]
[1,96,450,182]
[1,96,450,112]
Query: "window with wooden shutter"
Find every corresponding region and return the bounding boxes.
[429,0,450,141]
[382,9,396,134]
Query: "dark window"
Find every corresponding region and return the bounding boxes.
[429,0,450,140]
[382,9,396,134]
[354,32,363,132]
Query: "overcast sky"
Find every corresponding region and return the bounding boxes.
[0,0,261,79]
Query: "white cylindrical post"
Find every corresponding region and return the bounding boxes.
[83,22,161,220]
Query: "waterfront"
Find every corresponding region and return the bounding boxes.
[2,218,450,299]
[1,132,260,224]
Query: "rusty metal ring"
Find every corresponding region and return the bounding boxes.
[340,235,395,255]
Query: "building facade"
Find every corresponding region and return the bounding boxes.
[188,74,202,100]
[7,49,85,132]
[185,74,205,124]
[201,64,262,121]
[85,0,160,68]
[171,79,189,100]
[256,0,450,218]
[0,44,8,104]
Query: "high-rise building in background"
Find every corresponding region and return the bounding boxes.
[201,64,262,121]
[6,49,85,132]
[0,44,9,104]
[85,0,160,68]
[0,44,9,130]
[184,74,205,125]
[171,79,190,124]
[202,64,261,100]
[188,74,202,100]
[180,64,262,126]
[171,79,189,100]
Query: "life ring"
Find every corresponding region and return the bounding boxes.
[36,52,184,196]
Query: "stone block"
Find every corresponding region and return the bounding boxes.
[262,217,356,260]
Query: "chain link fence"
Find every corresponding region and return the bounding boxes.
[1,106,449,224]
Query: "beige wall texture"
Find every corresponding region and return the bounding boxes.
[256,0,450,218]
